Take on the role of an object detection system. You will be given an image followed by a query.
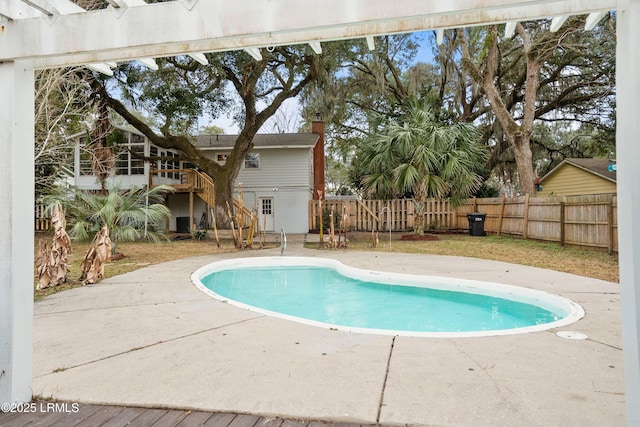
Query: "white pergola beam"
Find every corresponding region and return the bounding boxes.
[86,63,114,76]
[366,35,375,51]
[244,47,262,61]
[550,15,569,32]
[20,0,58,16]
[188,52,208,65]
[505,21,518,37]
[436,28,444,45]
[0,0,617,68]
[4,2,638,425]
[585,11,607,30]
[309,41,322,54]
[137,57,158,70]
[0,0,41,19]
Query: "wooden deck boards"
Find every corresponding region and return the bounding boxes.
[0,403,381,427]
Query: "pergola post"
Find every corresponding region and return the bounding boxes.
[617,0,640,425]
[0,60,35,404]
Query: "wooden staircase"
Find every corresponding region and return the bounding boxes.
[149,168,254,231]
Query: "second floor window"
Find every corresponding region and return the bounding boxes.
[245,153,259,169]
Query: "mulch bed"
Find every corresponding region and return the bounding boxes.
[400,234,439,241]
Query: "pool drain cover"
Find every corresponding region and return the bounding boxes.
[556,331,588,340]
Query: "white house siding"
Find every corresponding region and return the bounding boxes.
[234,148,312,189]
[235,148,313,233]
[171,147,314,234]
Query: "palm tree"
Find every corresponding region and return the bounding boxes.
[360,97,486,235]
[47,183,175,256]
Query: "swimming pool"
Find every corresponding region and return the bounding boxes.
[191,257,585,337]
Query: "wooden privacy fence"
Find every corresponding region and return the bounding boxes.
[310,193,618,253]
[308,198,458,233]
[34,203,51,231]
[456,194,618,254]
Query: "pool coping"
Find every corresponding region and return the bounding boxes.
[191,256,585,338]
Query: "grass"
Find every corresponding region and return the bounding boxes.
[33,229,619,300]
[339,231,619,283]
[33,232,276,300]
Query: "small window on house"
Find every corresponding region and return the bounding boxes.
[130,144,144,175]
[79,138,93,176]
[159,151,166,177]
[245,153,260,169]
[261,198,272,215]
[115,150,128,175]
[217,154,228,162]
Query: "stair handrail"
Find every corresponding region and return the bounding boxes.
[280,228,287,256]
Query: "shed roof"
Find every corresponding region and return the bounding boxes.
[541,158,617,183]
[192,133,319,150]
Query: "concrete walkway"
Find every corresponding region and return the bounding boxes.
[32,235,625,426]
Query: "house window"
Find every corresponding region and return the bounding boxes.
[217,154,228,162]
[78,137,93,176]
[261,198,272,215]
[130,144,144,175]
[114,131,145,175]
[159,150,166,177]
[245,153,260,169]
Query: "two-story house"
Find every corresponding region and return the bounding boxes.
[70,122,325,234]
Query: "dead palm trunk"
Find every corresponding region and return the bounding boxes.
[80,224,112,285]
[36,202,72,290]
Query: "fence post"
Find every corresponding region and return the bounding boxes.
[608,198,614,255]
[523,193,530,240]
[559,200,565,246]
[497,195,506,236]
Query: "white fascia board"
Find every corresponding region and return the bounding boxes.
[2,0,617,67]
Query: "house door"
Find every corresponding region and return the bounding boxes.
[259,197,275,232]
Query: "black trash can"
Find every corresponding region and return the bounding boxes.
[467,213,487,236]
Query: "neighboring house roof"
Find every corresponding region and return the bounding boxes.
[541,158,617,183]
[192,133,319,150]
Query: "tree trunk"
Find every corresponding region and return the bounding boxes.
[458,26,539,196]
[511,134,536,195]
[208,167,235,228]
[413,199,425,236]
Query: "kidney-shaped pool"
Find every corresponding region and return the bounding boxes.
[191,256,584,337]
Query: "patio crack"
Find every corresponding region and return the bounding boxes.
[376,335,396,424]
[36,315,265,378]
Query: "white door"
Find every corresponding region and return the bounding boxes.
[259,197,275,232]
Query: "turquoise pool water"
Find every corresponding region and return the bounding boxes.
[193,258,583,336]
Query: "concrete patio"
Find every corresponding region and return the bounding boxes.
[31,235,625,426]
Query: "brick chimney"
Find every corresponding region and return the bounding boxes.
[312,114,325,200]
